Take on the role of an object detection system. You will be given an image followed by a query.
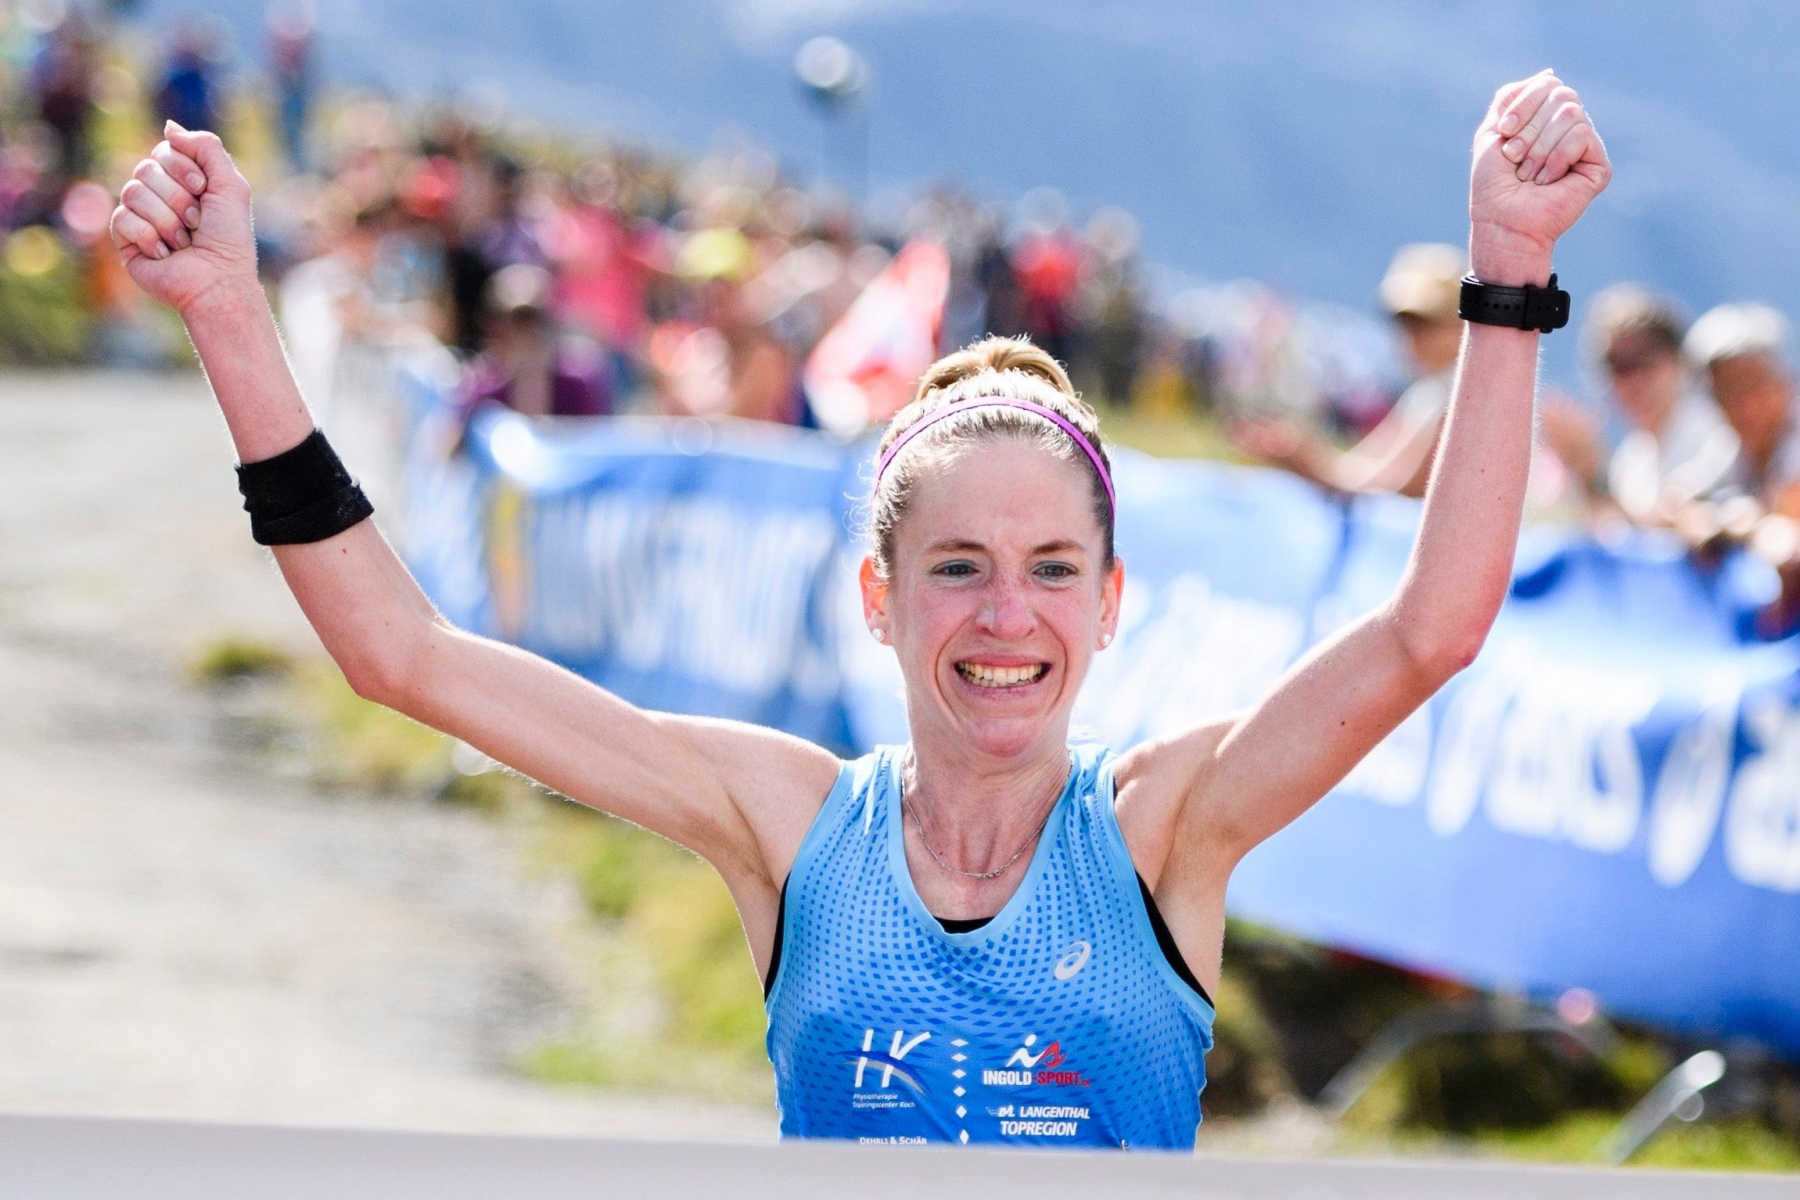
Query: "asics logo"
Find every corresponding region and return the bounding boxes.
[1053,940,1091,980]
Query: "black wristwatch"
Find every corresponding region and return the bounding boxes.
[1458,273,1570,333]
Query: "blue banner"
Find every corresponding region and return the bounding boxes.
[395,373,1800,1058]
[399,381,866,750]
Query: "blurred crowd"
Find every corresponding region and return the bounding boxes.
[5,4,1800,635]
[1232,241,1800,636]
[257,111,1244,436]
[1,1,1401,426]
[1,2,278,362]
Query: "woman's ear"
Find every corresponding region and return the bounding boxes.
[1098,557,1125,649]
[859,555,890,643]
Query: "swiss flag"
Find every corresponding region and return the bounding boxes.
[803,239,951,435]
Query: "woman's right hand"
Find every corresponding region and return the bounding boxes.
[110,121,259,317]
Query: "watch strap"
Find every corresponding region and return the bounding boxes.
[1458,273,1570,333]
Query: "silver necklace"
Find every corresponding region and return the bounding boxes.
[900,775,1058,881]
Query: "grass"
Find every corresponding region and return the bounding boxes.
[190,634,296,681]
[1490,1113,1800,1171]
[518,801,774,1103]
[193,633,461,793]
[289,659,462,794]
[1337,1111,1800,1173]
[1323,1027,1800,1171]
[1098,401,1243,462]
[0,233,91,365]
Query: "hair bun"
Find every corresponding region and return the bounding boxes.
[915,335,1076,403]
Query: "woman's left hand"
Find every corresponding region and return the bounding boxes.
[1468,71,1611,279]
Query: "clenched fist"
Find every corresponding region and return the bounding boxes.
[110,121,259,317]
[1468,71,1611,284]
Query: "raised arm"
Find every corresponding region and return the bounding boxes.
[1125,74,1611,899]
[110,124,839,961]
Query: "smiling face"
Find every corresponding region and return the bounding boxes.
[861,437,1123,765]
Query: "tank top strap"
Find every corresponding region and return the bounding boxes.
[1063,739,1125,851]
[780,748,889,910]
[814,745,880,837]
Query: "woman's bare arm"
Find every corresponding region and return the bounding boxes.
[111,125,839,961]
[1123,73,1612,914]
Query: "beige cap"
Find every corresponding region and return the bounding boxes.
[1684,302,1789,369]
[1380,242,1465,322]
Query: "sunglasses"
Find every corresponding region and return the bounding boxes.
[1604,349,1668,377]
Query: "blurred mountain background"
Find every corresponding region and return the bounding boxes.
[131,0,1800,387]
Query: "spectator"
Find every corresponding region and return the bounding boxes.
[1686,304,1800,514]
[418,132,494,355]
[651,243,799,423]
[279,196,445,417]
[1078,207,1146,408]
[439,153,550,356]
[1131,325,1202,417]
[1231,242,1465,498]
[543,159,666,355]
[1010,189,1083,365]
[156,23,223,135]
[463,264,610,418]
[268,4,317,170]
[0,122,59,230]
[1544,285,1740,524]
[30,13,98,184]
[743,202,882,360]
[481,157,549,272]
[1663,304,1800,639]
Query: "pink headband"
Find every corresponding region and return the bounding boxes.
[874,396,1116,512]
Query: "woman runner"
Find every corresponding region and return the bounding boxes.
[109,71,1609,1150]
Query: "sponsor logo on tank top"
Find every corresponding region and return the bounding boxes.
[981,1033,1091,1088]
[1052,940,1091,980]
[989,1103,1091,1138]
[846,1028,930,1112]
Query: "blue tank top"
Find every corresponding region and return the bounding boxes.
[764,742,1215,1150]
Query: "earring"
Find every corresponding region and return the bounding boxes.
[1100,632,1113,647]
[873,628,887,642]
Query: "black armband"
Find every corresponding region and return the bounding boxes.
[235,428,374,545]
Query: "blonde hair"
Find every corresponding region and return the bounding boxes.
[869,336,1114,574]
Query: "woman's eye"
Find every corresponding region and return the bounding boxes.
[934,561,978,578]
[1035,562,1077,580]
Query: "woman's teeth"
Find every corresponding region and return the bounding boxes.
[956,662,1046,688]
